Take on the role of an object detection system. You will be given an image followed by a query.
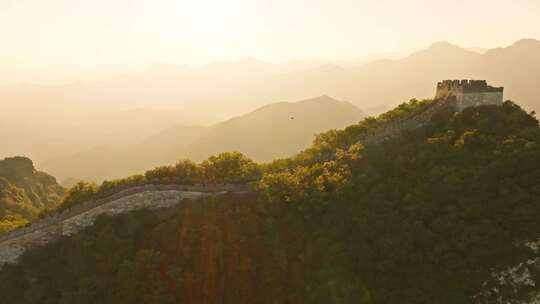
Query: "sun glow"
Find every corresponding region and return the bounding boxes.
[173,0,243,35]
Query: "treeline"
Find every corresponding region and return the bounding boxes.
[48,152,260,213]
[2,100,540,303]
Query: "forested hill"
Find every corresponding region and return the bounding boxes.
[1,100,540,303]
[0,157,64,232]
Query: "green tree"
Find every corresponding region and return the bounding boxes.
[59,182,97,211]
[201,152,260,183]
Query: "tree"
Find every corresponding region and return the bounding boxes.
[174,160,202,184]
[201,152,260,183]
[59,181,97,211]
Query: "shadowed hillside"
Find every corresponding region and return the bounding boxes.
[1,99,539,303]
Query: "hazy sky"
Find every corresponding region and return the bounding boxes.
[0,0,539,82]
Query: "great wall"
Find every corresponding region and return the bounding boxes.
[0,184,252,266]
[354,96,454,145]
[0,80,504,267]
[358,79,503,145]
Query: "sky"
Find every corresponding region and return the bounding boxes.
[0,0,539,83]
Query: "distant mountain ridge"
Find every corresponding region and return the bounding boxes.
[2,38,539,116]
[269,38,540,112]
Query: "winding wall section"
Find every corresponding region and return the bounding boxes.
[0,97,461,267]
[0,184,251,266]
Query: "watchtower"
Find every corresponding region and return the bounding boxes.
[435,80,504,111]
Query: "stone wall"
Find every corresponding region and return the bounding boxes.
[0,183,249,243]
[312,98,457,164]
[0,184,251,267]
[351,98,457,146]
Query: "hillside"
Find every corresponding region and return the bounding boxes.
[0,157,64,232]
[1,99,539,303]
[41,95,364,181]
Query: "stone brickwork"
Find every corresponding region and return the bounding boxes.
[0,184,251,267]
